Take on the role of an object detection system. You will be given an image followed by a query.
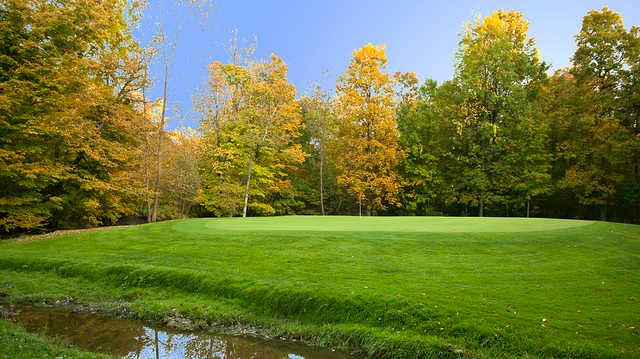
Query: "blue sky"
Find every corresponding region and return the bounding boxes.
[134,0,639,129]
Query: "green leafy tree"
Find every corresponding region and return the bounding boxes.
[397,79,449,215]
[298,86,334,215]
[555,7,635,219]
[452,10,549,216]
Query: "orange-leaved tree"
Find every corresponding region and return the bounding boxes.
[332,44,403,215]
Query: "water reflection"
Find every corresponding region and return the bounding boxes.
[10,305,353,359]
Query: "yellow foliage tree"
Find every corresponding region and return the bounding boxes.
[199,55,305,217]
[332,44,403,214]
[0,0,149,232]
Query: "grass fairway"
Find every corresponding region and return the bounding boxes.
[0,216,638,358]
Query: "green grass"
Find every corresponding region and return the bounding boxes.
[0,216,638,358]
[0,319,113,358]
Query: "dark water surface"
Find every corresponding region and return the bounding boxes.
[9,305,355,359]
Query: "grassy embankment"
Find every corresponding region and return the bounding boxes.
[0,216,638,358]
[0,319,112,358]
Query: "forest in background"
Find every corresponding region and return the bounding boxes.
[1,1,639,234]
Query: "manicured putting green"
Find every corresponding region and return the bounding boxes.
[200,215,594,232]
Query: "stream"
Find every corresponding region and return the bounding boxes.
[5,304,356,359]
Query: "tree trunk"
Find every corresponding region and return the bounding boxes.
[479,196,484,217]
[319,150,325,216]
[242,158,253,218]
[154,330,159,359]
[214,93,221,147]
[142,87,152,223]
[526,199,530,218]
[151,60,169,222]
[635,153,640,223]
[600,200,608,221]
[145,150,151,222]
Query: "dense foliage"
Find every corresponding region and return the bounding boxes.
[0,1,202,233]
[0,0,148,232]
[199,8,640,222]
[1,3,639,234]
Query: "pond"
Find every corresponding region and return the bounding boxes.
[7,304,355,359]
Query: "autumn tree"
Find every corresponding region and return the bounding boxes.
[299,86,334,215]
[0,0,148,232]
[621,22,640,220]
[557,7,637,219]
[144,0,213,222]
[136,97,162,222]
[332,44,403,215]
[452,10,549,216]
[162,128,202,218]
[149,30,175,223]
[196,61,235,216]
[199,55,305,217]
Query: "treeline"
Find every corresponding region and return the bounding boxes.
[198,8,640,221]
[1,2,638,234]
[0,0,199,233]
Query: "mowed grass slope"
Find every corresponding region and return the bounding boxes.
[0,217,638,358]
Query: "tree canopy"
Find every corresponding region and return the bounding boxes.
[1,4,639,235]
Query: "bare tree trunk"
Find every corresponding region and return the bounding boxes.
[242,158,253,218]
[145,146,152,222]
[479,195,484,217]
[635,153,640,223]
[142,86,152,223]
[319,150,325,216]
[144,139,151,223]
[214,97,221,147]
[151,60,169,222]
[180,196,186,218]
[526,199,530,218]
[358,193,362,217]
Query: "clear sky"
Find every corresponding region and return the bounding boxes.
[134,0,639,129]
